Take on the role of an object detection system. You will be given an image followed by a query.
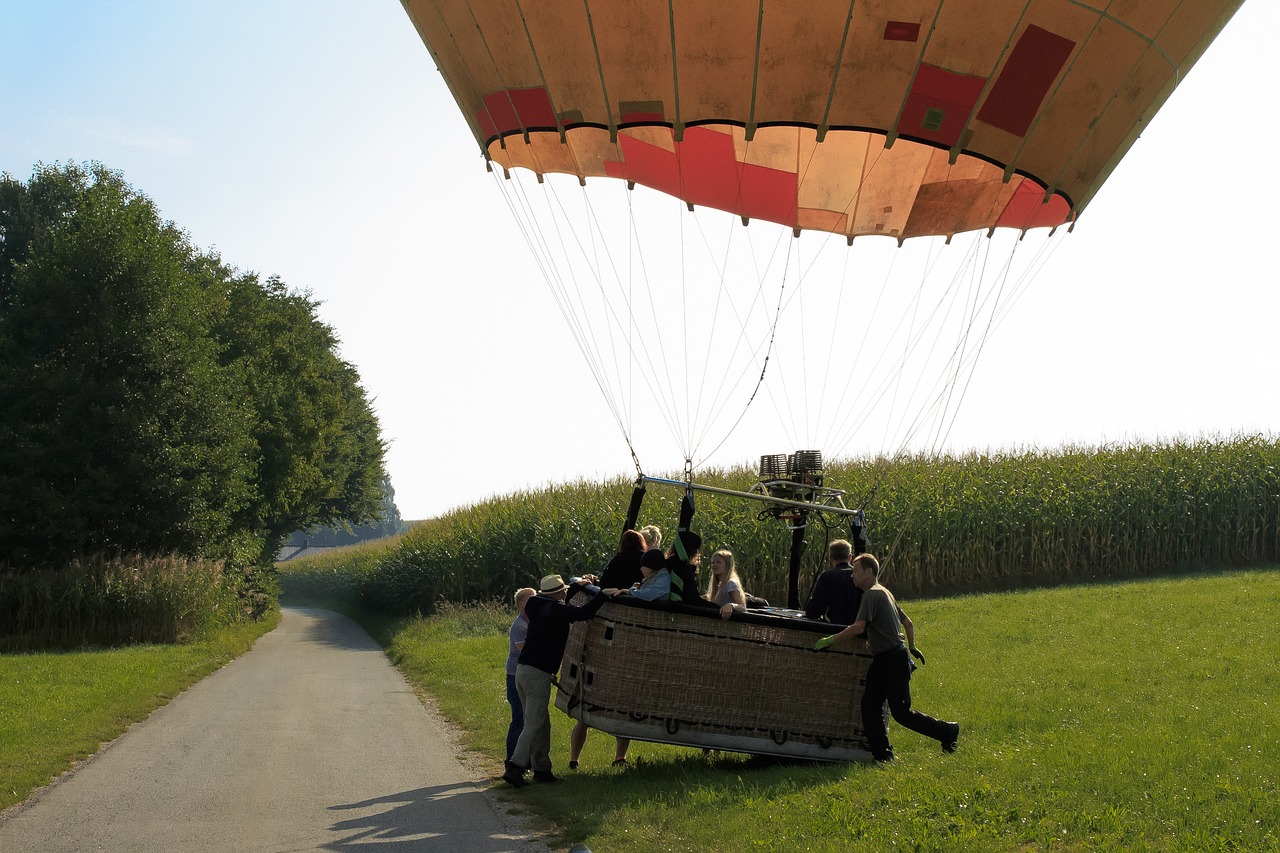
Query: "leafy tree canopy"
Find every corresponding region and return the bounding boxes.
[0,163,388,569]
[285,475,405,550]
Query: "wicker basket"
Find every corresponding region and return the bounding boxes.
[554,590,884,762]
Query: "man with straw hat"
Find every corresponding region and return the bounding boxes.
[505,574,608,787]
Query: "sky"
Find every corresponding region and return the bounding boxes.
[4,1,1277,521]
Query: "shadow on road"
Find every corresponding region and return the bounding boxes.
[323,783,532,852]
[292,606,384,652]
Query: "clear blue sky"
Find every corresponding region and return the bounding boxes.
[4,2,1277,520]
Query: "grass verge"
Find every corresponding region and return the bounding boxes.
[0,612,279,811]
[361,569,1280,852]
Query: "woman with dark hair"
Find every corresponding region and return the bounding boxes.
[666,530,715,608]
[568,527,647,769]
[597,528,645,590]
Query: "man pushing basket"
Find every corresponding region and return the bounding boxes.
[813,553,960,762]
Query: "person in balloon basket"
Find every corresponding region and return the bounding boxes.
[504,574,608,787]
[665,530,716,608]
[569,527,647,769]
[504,587,536,764]
[813,553,959,761]
[804,538,863,624]
[639,523,662,552]
[707,548,748,620]
[606,547,671,601]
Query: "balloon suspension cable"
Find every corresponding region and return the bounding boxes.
[629,443,644,481]
[694,239,792,466]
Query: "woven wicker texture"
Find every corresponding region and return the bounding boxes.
[556,594,881,758]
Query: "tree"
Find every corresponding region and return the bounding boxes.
[0,162,388,569]
[286,475,404,549]
[207,271,387,563]
[0,164,254,565]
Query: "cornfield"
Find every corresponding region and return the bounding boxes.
[293,435,1280,615]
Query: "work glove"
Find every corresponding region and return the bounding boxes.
[909,645,926,665]
[814,635,836,651]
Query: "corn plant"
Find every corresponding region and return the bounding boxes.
[287,434,1280,615]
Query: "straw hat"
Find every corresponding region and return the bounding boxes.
[538,574,567,594]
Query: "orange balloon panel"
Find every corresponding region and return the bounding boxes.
[400,0,1243,240]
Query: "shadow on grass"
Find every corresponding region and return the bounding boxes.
[514,748,857,843]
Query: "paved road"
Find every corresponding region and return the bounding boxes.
[0,607,551,852]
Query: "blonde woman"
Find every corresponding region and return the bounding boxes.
[706,549,747,620]
[639,524,662,550]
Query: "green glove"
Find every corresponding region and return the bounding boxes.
[814,635,836,651]
[909,645,926,665]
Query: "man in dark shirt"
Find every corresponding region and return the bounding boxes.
[505,574,608,786]
[804,539,863,624]
[814,553,958,761]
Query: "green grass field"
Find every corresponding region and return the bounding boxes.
[374,569,1280,852]
[8,566,1275,849]
[0,614,278,811]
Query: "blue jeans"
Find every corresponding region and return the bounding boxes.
[505,672,524,762]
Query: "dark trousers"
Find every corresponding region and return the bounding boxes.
[862,646,950,759]
[505,672,524,762]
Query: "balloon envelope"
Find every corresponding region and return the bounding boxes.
[401,0,1243,240]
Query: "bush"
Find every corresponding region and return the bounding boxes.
[0,554,249,650]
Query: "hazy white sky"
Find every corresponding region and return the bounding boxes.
[4,2,1277,520]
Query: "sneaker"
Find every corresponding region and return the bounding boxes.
[872,751,895,763]
[942,722,960,754]
[502,762,527,788]
[532,771,561,783]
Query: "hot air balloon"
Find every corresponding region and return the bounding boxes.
[399,0,1246,761]
[402,0,1240,237]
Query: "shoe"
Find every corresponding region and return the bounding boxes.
[502,762,527,788]
[872,751,895,763]
[532,771,561,783]
[568,760,579,770]
[942,722,960,754]
[612,757,628,767]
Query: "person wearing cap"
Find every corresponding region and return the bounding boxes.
[607,548,671,601]
[505,573,609,787]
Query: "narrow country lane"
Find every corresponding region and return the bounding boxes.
[0,607,549,852]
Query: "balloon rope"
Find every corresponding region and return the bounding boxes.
[694,235,793,467]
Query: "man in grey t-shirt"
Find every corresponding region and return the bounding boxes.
[814,554,959,762]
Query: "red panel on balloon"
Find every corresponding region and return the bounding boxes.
[884,21,921,42]
[476,88,557,139]
[978,25,1075,138]
[898,64,986,148]
[996,180,1072,230]
[606,128,799,228]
